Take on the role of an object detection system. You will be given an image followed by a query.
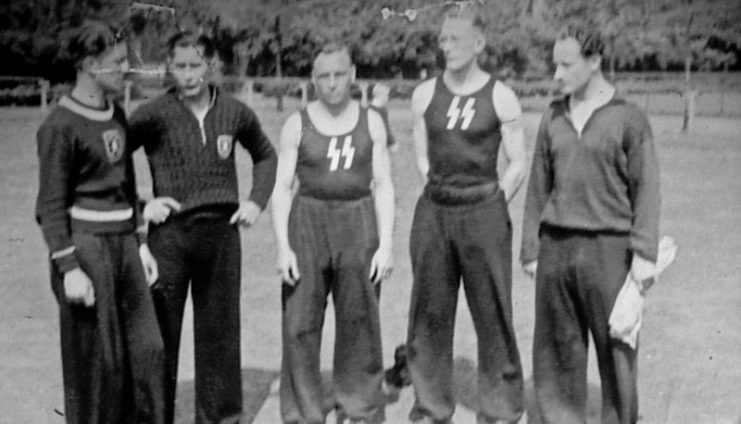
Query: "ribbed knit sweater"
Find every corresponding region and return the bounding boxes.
[129,86,277,214]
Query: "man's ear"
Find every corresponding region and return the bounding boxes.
[589,54,602,72]
[350,65,357,83]
[474,32,486,54]
[80,56,97,74]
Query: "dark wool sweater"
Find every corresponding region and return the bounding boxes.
[521,96,661,263]
[35,95,144,274]
[129,87,277,215]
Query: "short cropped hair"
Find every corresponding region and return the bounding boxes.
[556,24,605,58]
[68,21,119,70]
[167,30,215,59]
[314,41,352,63]
[443,3,487,33]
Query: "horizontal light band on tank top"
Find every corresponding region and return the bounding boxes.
[69,206,133,222]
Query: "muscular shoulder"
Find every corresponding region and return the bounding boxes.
[279,111,303,148]
[411,77,436,116]
[492,80,522,123]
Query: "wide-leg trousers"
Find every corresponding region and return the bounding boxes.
[149,216,243,424]
[406,190,524,424]
[280,195,385,424]
[533,226,638,424]
[52,232,166,424]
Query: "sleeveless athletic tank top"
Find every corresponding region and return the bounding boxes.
[296,106,374,200]
[423,75,502,187]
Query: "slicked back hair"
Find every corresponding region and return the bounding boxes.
[556,24,605,59]
[442,3,487,34]
[68,21,119,70]
[167,30,215,60]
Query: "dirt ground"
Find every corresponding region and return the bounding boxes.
[0,96,739,423]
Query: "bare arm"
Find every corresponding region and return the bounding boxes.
[368,109,395,283]
[270,112,302,284]
[493,81,527,202]
[411,79,435,184]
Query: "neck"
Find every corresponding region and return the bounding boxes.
[321,96,352,117]
[182,85,211,111]
[72,75,107,109]
[445,60,481,86]
[572,72,613,103]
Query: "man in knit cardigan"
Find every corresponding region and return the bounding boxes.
[129,31,277,424]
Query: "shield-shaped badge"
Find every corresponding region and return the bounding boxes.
[102,129,125,163]
[217,134,234,159]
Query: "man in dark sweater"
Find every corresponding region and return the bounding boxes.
[520,24,661,424]
[35,21,165,424]
[129,31,277,424]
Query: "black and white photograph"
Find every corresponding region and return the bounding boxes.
[0,0,739,423]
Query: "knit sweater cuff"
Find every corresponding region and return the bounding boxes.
[54,251,80,274]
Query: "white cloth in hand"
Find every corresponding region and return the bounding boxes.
[609,236,677,348]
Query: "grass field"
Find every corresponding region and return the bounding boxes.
[0,95,740,423]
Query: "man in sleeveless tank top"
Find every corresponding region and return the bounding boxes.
[405,7,527,424]
[520,25,660,424]
[271,43,395,424]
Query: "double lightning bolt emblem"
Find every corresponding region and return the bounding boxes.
[446,96,476,130]
[327,135,355,171]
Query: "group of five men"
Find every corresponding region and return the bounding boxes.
[35,4,659,424]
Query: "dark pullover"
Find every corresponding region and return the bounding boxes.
[521,96,661,263]
[129,86,277,215]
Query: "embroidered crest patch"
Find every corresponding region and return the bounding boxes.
[217,134,234,159]
[102,129,125,163]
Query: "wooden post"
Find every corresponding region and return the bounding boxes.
[39,79,50,112]
[300,81,309,108]
[238,78,254,105]
[123,80,133,117]
[359,81,369,107]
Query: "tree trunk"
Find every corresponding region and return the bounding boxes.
[681,54,695,133]
[274,15,284,112]
[609,53,616,83]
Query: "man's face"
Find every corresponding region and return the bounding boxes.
[90,42,129,94]
[312,50,354,107]
[552,37,600,95]
[438,17,484,72]
[169,45,210,99]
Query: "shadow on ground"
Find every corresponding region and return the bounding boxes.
[172,358,603,423]
[452,357,602,424]
[174,368,279,424]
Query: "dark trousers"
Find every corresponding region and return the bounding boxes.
[406,190,523,424]
[533,226,638,424]
[53,232,166,424]
[149,216,242,424]
[280,196,385,424]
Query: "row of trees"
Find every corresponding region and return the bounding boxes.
[2,0,740,79]
[1,0,740,128]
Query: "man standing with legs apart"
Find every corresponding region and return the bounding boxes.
[520,24,660,424]
[129,31,278,424]
[271,42,395,424]
[35,21,165,423]
[405,5,527,424]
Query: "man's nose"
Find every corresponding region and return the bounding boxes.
[554,65,565,82]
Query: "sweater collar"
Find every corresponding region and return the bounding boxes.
[58,95,114,121]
